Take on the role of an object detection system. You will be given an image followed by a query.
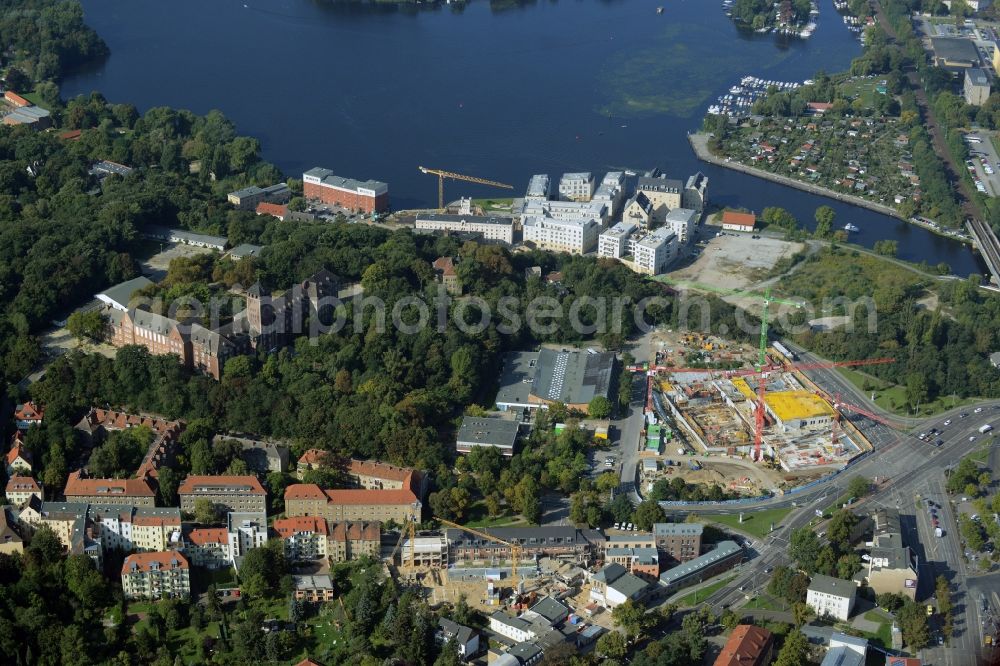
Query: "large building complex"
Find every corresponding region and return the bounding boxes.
[658,540,744,593]
[447,526,603,567]
[63,471,156,507]
[558,172,595,201]
[415,213,516,244]
[303,167,389,214]
[631,227,678,275]
[598,222,638,259]
[652,522,704,563]
[177,475,268,515]
[495,349,618,412]
[104,268,338,380]
[284,466,423,524]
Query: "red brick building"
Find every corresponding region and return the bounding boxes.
[303,167,389,214]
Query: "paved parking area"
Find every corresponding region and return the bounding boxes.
[963,133,1000,198]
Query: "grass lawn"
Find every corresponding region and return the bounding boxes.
[472,197,514,212]
[837,366,977,417]
[677,575,735,606]
[838,77,881,110]
[702,507,792,538]
[191,566,236,593]
[862,610,894,648]
[969,445,993,464]
[18,90,46,107]
[463,500,523,528]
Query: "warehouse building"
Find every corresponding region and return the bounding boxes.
[303,167,389,214]
[658,540,744,593]
[456,416,520,456]
[494,349,618,412]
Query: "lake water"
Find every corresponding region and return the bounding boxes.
[63,0,984,274]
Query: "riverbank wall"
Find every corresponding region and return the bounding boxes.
[688,132,972,245]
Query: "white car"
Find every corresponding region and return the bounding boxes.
[975,407,984,413]
[944,420,952,426]
[970,436,977,442]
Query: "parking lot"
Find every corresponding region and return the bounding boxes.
[963,133,1000,198]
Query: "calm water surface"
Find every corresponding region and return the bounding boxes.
[63,0,984,273]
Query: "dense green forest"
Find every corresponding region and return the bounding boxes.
[0,0,107,84]
[0,94,287,385]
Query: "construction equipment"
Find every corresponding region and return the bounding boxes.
[388,519,418,569]
[435,516,523,581]
[418,166,514,210]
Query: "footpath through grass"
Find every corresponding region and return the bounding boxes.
[702,506,793,538]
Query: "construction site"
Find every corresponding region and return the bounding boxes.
[636,327,892,493]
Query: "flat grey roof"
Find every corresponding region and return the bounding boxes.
[416,213,513,226]
[967,67,990,86]
[820,647,864,666]
[528,596,568,624]
[659,540,742,586]
[609,570,650,598]
[228,243,264,259]
[931,37,979,64]
[303,167,388,195]
[808,574,856,598]
[292,574,333,590]
[653,522,704,537]
[495,351,540,408]
[531,348,616,405]
[98,276,154,308]
[457,416,519,449]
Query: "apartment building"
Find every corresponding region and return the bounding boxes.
[605,547,660,580]
[525,174,552,201]
[593,171,626,217]
[296,449,331,479]
[622,193,654,227]
[714,625,773,666]
[293,574,336,602]
[211,434,289,474]
[178,475,268,515]
[38,502,103,564]
[558,172,595,201]
[121,551,191,600]
[227,511,269,559]
[348,459,424,493]
[284,484,421,524]
[683,172,709,213]
[590,563,651,608]
[857,508,918,600]
[415,213,516,244]
[662,207,698,244]
[76,408,184,482]
[327,520,381,562]
[226,182,291,211]
[522,216,601,255]
[90,505,182,553]
[653,523,703,563]
[303,167,389,214]
[806,574,856,621]
[658,540,743,593]
[597,222,638,259]
[5,476,42,507]
[0,509,23,555]
[273,516,329,562]
[965,67,991,106]
[636,176,683,221]
[63,470,156,507]
[14,401,44,430]
[183,527,231,569]
[447,526,603,566]
[630,228,677,275]
[6,442,32,476]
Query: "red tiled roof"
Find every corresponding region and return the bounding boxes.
[4,91,30,107]
[284,484,328,501]
[329,520,381,542]
[14,402,43,422]
[294,659,324,666]
[713,625,773,666]
[132,513,181,527]
[6,443,30,466]
[273,516,329,538]
[5,475,40,493]
[64,470,155,498]
[298,449,330,466]
[59,129,82,141]
[808,102,833,111]
[323,488,417,506]
[121,550,189,575]
[721,211,757,228]
[256,202,288,218]
[186,527,229,546]
[433,257,457,276]
[348,459,414,485]
[177,475,266,495]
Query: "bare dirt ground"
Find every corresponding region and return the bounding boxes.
[666,232,804,300]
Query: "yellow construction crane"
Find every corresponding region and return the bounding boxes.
[418,166,514,210]
[435,516,522,580]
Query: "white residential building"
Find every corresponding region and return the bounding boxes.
[662,208,698,245]
[806,574,856,621]
[598,222,638,259]
[415,213,516,244]
[227,511,268,561]
[490,611,537,643]
[559,172,595,201]
[521,199,605,254]
[592,172,626,217]
[629,228,678,275]
[525,174,551,201]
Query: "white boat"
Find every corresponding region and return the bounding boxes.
[843,223,860,232]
